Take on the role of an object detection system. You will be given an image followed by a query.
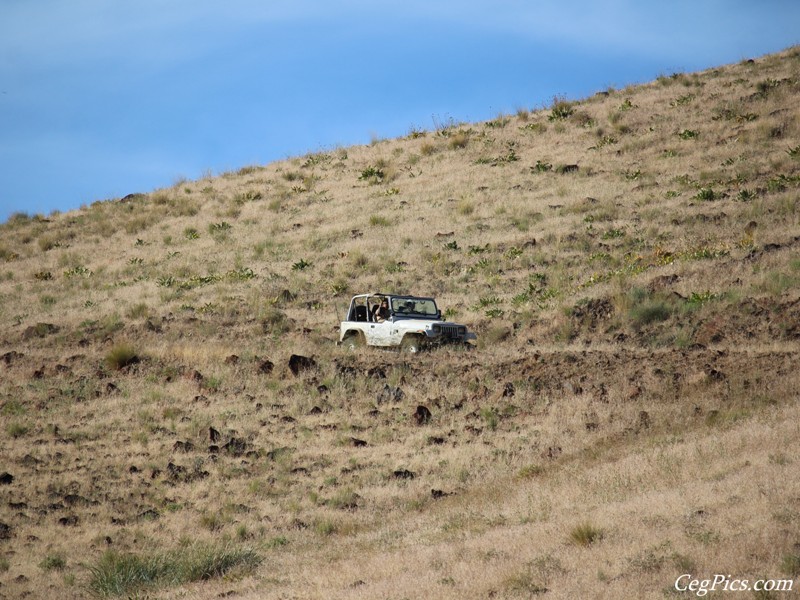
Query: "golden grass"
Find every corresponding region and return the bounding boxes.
[0,46,799,599]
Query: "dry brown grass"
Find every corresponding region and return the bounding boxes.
[1,46,799,599]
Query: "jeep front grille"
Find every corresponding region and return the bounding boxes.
[434,324,466,340]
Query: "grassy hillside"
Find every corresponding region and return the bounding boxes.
[1,46,799,599]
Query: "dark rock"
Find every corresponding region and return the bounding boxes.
[431,489,452,499]
[288,354,316,376]
[377,383,404,404]
[427,436,445,445]
[64,494,95,507]
[367,366,386,379]
[223,437,247,457]
[648,274,680,292]
[22,322,60,340]
[350,437,368,447]
[208,445,220,454]
[0,472,13,485]
[0,522,12,539]
[704,365,726,381]
[1,350,24,366]
[336,363,359,377]
[58,515,79,526]
[172,440,194,453]
[166,462,186,477]
[209,427,221,442]
[224,354,239,365]
[412,405,432,425]
[308,406,323,415]
[258,359,274,374]
[129,465,140,474]
[542,446,562,460]
[392,469,416,480]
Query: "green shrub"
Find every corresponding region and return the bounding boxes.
[40,553,66,571]
[569,522,604,546]
[87,543,261,597]
[549,97,574,121]
[105,343,139,371]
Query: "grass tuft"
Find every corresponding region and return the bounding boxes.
[105,343,140,371]
[569,522,604,546]
[87,543,261,597]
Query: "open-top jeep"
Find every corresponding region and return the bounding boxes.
[339,293,476,352]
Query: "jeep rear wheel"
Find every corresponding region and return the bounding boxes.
[401,335,422,354]
[343,333,364,351]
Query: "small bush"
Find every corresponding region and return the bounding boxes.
[782,552,800,577]
[40,553,66,571]
[630,300,671,328]
[87,543,261,597]
[549,96,574,121]
[570,522,604,546]
[105,343,139,371]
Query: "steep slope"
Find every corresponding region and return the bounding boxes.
[0,47,798,599]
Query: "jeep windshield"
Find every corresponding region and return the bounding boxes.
[390,296,439,319]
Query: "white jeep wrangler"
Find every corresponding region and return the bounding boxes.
[339,293,476,352]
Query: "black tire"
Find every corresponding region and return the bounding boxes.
[343,333,364,351]
[401,335,422,354]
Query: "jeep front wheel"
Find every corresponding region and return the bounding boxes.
[400,335,422,354]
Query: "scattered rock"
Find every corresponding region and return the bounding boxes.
[392,469,416,480]
[209,427,221,442]
[0,522,12,539]
[542,446,562,460]
[288,354,316,376]
[427,436,446,445]
[224,354,239,365]
[0,472,13,485]
[258,359,274,374]
[172,440,194,453]
[349,437,368,447]
[223,437,247,457]
[648,274,680,292]
[64,494,95,507]
[377,384,404,404]
[0,350,24,366]
[431,489,452,499]
[704,365,726,381]
[22,322,60,340]
[58,515,79,526]
[412,405,432,425]
[367,366,386,379]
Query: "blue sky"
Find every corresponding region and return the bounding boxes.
[1,1,798,223]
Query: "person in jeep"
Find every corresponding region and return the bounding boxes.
[372,298,390,322]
